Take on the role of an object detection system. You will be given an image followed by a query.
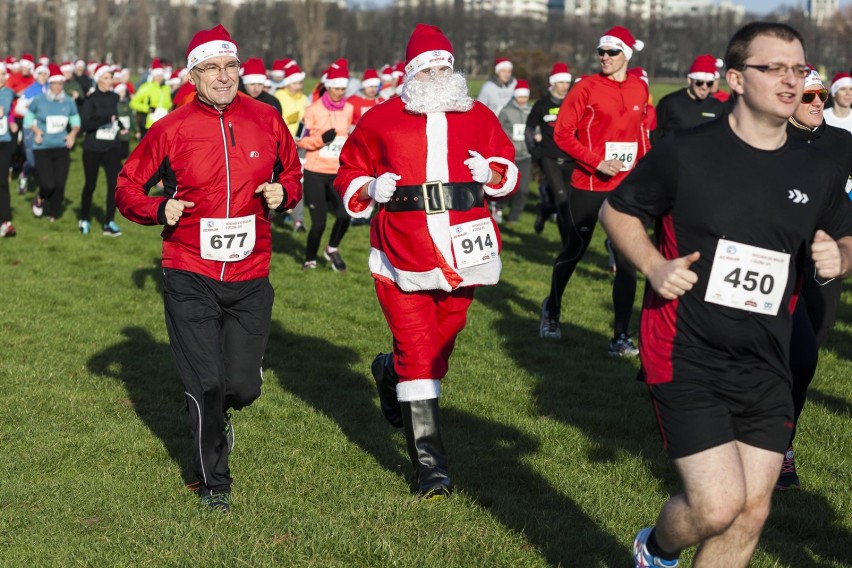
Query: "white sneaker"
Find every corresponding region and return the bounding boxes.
[0,221,16,237]
[32,195,44,217]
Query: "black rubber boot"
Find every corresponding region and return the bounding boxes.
[371,352,403,427]
[401,398,451,499]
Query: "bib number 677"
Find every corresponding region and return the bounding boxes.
[210,232,248,250]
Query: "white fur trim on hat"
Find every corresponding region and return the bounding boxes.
[405,50,454,77]
[187,40,239,70]
[514,88,530,97]
[323,77,349,89]
[34,65,49,76]
[687,72,716,82]
[283,72,305,86]
[549,72,572,84]
[361,78,381,88]
[831,76,852,97]
[241,73,267,85]
[495,60,513,73]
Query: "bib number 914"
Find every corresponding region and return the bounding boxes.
[460,234,493,255]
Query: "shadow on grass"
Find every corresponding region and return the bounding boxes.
[807,388,852,417]
[86,326,194,485]
[763,489,852,564]
[268,319,627,565]
[131,258,163,294]
[270,220,307,267]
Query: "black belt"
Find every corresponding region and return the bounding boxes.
[384,182,485,214]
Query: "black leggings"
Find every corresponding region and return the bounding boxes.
[80,147,122,223]
[546,186,637,337]
[539,157,575,232]
[0,141,14,222]
[34,148,71,219]
[788,298,818,447]
[303,169,350,262]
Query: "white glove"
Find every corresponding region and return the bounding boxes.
[464,150,492,184]
[367,172,402,203]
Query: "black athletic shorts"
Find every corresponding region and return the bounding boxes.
[648,373,794,459]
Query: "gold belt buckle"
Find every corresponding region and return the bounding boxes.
[422,181,446,214]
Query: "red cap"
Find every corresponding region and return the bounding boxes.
[549,62,572,84]
[93,63,112,83]
[47,64,64,83]
[185,24,239,70]
[404,24,454,77]
[687,54,722,81]
[361,68,380,88]
[282,62,305,86]
[323,59,349,88]
[495,57,512,73]
[241,57,267,84]
[514,79,530,96]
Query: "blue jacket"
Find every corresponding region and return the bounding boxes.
[0,87,14,143]
[24,93,80,150]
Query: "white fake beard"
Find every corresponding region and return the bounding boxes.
[402,72,474,114]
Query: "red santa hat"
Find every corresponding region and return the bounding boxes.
[361,68,381,88]
[93,63,112,83]
[240,57,267,85]
[323,59,349,89]
[831,72,852,97]
[404,24,454,77]
[804,65,824,91]
[514,79,530,97]
[379,65,394,83]
[47,64,64,83]
[282,62,305,86]
[598,26,644,61]
[687,54,722,82]
[87,61,99,75]
[185,24,239,70]
[38,55,50,66]
[60,61,74,73]
[270,58,289,80]
[20,54,34,68]
[34,64,50,77]
[149,58,165,76]
[627,66,649,84]
[169,70,183,87]
[392,61,405,78]
[494,57,512,73]
[74,59,85,68]
[549,62,572,84]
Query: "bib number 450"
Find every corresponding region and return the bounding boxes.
[723,268,774,294]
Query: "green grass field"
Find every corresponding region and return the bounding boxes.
[0,92,849,566]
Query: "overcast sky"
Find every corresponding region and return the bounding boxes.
[740,0,850,13]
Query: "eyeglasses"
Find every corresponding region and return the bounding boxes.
[597,48,622,57]
[802,90,829,103]
[737,63,810,79]
[194,61,241,77]
[694,80,715,87]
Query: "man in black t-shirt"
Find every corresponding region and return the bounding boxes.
[652,54,725,142]
[600,23,852,567]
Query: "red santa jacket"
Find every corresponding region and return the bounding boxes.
[116,92,302,282]
[554,73,650,191]
[335,97,518,292]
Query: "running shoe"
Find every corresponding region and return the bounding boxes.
[18,175,27,194]
[200,490,231,512]
[775,446,800,491]
[0,221,16,238]
[301,260,317,271]
[633,527,679,567]
[224,412,235,454]
[609,334,639,357]
[32,195,44,217]
[103,221,122,237]
[78,220,91,235]
[539,298,561,340]
[294,220,306,233]
[324,248,347,272]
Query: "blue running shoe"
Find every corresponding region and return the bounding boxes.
[78,220,90,235]
[634,527,679,567]
[103,221,122,237]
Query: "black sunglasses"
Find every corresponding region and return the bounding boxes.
[694,80,715,87]
[802,90,829,103]
[597,48,622,57]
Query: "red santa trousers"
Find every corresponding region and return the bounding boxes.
[375,280,475,382]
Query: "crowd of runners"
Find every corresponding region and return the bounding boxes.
[1,18,851,567]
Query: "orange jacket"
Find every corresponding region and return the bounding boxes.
[296,97,354,175]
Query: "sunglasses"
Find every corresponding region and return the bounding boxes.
[597,48,622,57]
[802,90,829,103]
[694,80,715,87]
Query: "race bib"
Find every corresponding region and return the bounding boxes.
[95,124,118,140]
[118,115,131,129]
[318,135,346,159]
[704,239,790,316]
[451,218,498,268]
[149,107,168,124]
[605,141,638,172]
[512,124,525,141]
[0,119,7,136]
[199,215,256,262]
[45,115,69,134]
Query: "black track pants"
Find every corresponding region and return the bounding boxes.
[162,269,273,492]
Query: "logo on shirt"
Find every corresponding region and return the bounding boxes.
[788,189,809,204]
[632,105,640,111]
[249,151,259,158]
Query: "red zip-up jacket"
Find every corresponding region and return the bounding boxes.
[554,72,650,192]
[116,92,302,282]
